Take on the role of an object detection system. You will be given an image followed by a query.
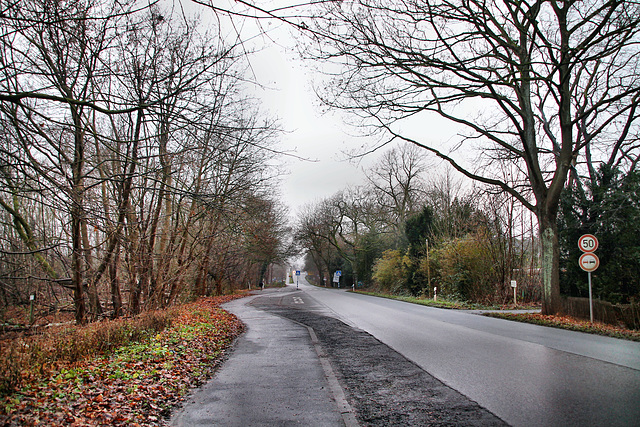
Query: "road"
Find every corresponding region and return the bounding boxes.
[290,274,640,427]
[171,294,347,426]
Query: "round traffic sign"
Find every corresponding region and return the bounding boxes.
[579,252,600,272]
[578,234,598,252]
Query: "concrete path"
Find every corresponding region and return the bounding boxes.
[170,289,347,426]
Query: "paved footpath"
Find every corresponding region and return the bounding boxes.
[170,289,350,426]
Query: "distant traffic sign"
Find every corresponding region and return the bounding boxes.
[295,270,301,276]
[578,234,598,253]
[579,252,600,272]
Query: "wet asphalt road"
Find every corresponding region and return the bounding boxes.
[173,276,640,426]
[170,293,346,426]
[295,276,640,427]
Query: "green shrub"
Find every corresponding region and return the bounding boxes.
[372,249,408,293]
[432,234,495,301]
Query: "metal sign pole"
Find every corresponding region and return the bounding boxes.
[588,272,593,323]
[578,234,599,324]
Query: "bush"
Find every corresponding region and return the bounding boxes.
[0,310,176,395]
[372,250,408,293]
[432,235,495,301]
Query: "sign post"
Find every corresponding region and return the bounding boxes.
[578,235,599,323]
[295,270,300,289]
[511,280,517,306]
[333,270,342,288]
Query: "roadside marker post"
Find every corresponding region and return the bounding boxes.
[29,294,35,324]
[578,235,599,323]
[511,280,517,306]
[433,287,437,302]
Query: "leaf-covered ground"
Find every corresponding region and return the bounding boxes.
[0,296,245,426]
[484,312,640,341]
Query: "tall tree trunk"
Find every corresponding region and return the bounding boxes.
[538,1,573,315]
[539,212,562,314]
[147,118,171,308]
[110,246,123,318]
[70,106,86,324]
[127,197,142,315]
[81,219,102,317]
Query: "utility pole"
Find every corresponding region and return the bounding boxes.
[426,239,431,297]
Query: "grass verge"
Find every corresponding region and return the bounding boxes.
[0,295,245,426]
[483,312,640,342]
[353,290,638,341]
[352,290,538,310]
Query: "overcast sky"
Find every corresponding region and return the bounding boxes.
[180,0,454,216]
[241,22,381,215]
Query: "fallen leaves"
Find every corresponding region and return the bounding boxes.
[484,312,640,341]
[0,295,245,426]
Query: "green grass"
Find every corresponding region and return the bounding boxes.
[352,290,638,341]
[352,290,506,310]
[484,312,640,341]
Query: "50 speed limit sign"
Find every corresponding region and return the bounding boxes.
[578,234,599,323]
[578,234,598,253]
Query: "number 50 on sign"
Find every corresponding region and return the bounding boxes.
[578,234,598,253]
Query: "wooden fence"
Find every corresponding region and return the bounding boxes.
[563,297,640,330]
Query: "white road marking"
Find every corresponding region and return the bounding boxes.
[293,297,304,304]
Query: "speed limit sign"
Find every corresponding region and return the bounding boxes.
[577,234,599,323]
[578,234,598,253]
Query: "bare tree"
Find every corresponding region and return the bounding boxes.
[0,0,287,324]
[0,0,137,322]
[296,200,341,285]
[365,143,428,244]
[296,0,640,314]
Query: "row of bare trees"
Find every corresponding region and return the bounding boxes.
[0,0,292,324]
[287,0,640,314]
[296,143,539,303]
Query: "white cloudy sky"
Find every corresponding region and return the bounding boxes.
[247,35,376,211]
[179,0,459,215]
[172,1,387,213]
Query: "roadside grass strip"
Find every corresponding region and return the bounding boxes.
[484,312,640,342]
[354,291,638,341]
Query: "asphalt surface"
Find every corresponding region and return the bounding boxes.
[170,292,346,426]
[171,286,507,426]
[300,278,640,427]
[172,278,640,426]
